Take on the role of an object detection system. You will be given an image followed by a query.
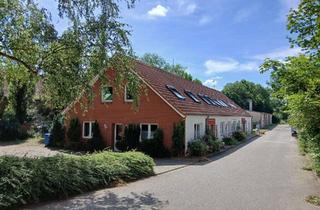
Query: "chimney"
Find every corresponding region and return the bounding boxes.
[248,99,253,111]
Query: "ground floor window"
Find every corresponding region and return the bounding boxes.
[83,121,94,138]
[194,123,201,139]
[220,122,225,137]
[140,124,158,140]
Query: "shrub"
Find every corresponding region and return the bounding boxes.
[232,131,246,142]
[124,124,140,150]
[67,118,81,143]
[188,140,208,156]
[172,121,185,156]
[91,121,105,151]
[0,151,154,209]
[223,137,238,146]
[201,134,220,153]
[49,117,65,147]
[0,114,29,141]
[140,128,170,158]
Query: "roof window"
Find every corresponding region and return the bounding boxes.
[166,85,185,100]
[185,90,201,103]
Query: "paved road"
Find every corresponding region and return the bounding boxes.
[31,125,320,210]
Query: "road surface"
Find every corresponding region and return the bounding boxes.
[30,125,320,210]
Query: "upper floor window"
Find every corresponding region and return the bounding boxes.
[101,86,113,102]
[125,86,133,102]
[184,90,200,103]
[166,85,185,100]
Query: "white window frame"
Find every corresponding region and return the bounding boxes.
[140,123,158,141]
[220,122,225,137]
[101,86,113,103]
[83,121,94,139]
[194,123,201,139]
[124,85,133,102]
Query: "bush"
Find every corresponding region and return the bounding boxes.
[49,117,65,147]
[124,124,140,150]
[223,137,238,146]
[0,151,154,209]
[67,118,81,143]
[91,121,105,151]
[188,140,208,156]
[0,114,29,141]
[140,128,170,158]
[201,134,220,153]
[232,131,246,142]
[172,121,185,156]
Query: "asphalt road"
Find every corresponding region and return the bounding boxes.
[31,125,320,210]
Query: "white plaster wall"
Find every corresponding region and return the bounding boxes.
[210,116,252,139]
[185,115,206,145]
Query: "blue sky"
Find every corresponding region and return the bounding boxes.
[41,0,301,90]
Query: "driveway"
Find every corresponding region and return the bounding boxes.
[29,125,320,210]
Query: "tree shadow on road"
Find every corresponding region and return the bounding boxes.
[30,191,168,210]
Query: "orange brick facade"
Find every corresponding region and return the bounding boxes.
[65,70,184,150]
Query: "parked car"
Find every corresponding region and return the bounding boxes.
[291,127,297,137]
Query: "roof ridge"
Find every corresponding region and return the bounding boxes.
[135,59,221,94]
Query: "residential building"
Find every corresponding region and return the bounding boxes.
[63,61,252,153]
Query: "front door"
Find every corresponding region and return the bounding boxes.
[114,124,124,151]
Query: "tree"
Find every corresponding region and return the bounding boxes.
[140,53,202,84]
[260,0,320,173]
[0,0,140,110]
[222,80,273,113]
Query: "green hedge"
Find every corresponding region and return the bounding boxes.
[0,151,155,209]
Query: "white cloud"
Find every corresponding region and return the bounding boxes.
[185,3,197,15]
[252,47,302,60]
[203,76,223,88]
[199,15,212,25]
[204,58,258,74]
[147,5,169,17]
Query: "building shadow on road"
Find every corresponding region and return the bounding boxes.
[28,191,168,210]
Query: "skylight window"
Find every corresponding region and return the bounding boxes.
[166,85,185,100]
[208,97,220,106]
[198,94,211,105]
[218,100,229,107]
[184,90,201,103]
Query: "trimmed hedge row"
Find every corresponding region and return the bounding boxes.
[0,151,155,209]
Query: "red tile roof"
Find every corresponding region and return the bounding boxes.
[135,61,250,117]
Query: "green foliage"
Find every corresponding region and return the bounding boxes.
[1,0,140,110]
[140,53,202,84]
[222,80,273,113]
[140,128,170,158]
[67,118,81,143]
[0,151,154,209]
[232,131,246,142]
[201,133,220,153]
[124,124,141,150]
[172,121,185,156]
[287,0,320,56]
[0,88,8,119]
[91,121,105,151]
[188,140,208,156]
[223,137,238,146]
[0,113,29,141]
[49,116,65,147]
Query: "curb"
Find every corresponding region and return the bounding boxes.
[155,134,260,176]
